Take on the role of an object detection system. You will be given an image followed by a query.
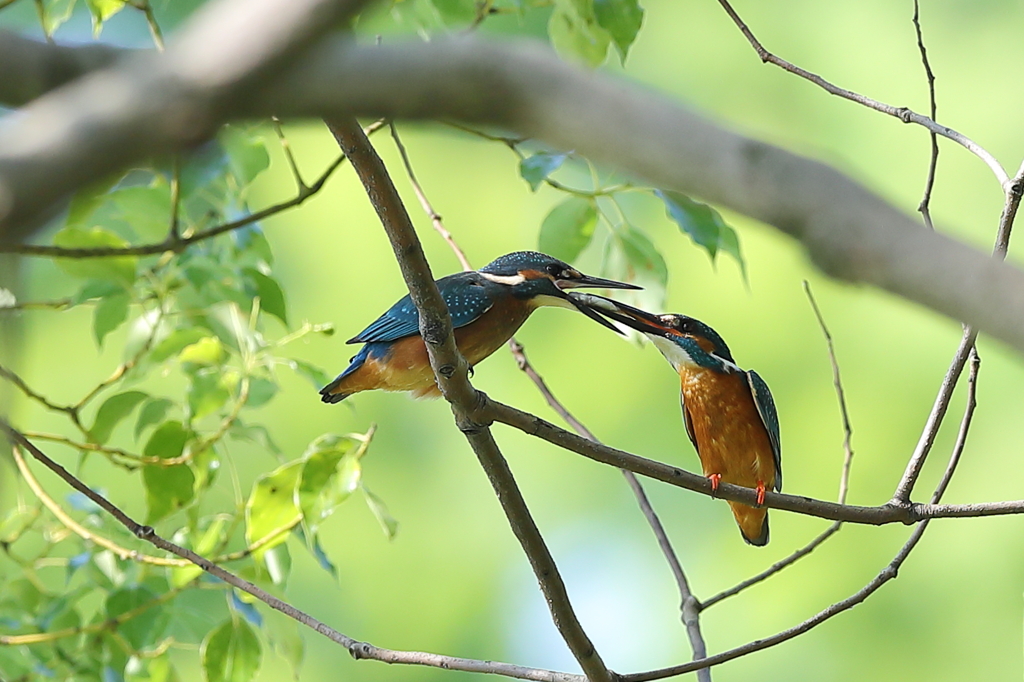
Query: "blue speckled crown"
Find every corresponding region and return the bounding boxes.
[480,251,565,275]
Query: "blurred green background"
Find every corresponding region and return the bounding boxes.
[4,0,1024,680]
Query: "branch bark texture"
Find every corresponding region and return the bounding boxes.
[4,35,1024,359]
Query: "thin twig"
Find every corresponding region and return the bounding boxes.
[0,421,585,682]
[912,0,939,229]
[0,121,386,259]
[715,0,1008,188]
[389,123,473,271]
[273,117,310,193]
[168,156,181,241]
[893,161,1024,502]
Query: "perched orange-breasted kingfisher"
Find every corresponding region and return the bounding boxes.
[320,252,640,403]
[573,293,782,546]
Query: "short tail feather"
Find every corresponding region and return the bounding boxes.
[319,346,371,404]
[741,512,769,547]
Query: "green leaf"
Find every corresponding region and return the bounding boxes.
[298,435,361,535]
[262,543,291,586]
[150,328,209,363]
[111,183,172,241]
[593,0,643,62]
[538,197,598,263]
[142,421,194,522]
[362,486,398,540]
[143,464,195,524]
[519,152,568,192]
[548,0,612,67]
[93,291,130,347]
[429,0,477,23]
[178,337,226,368]
[219,127,270,186]
[617,225,668,287]
[42,0,78,35]
[228,421,281,455]
[201,618,262,682]
[144,421,189,460]
[656,190,745,274]
[135,398,174,441]
[188,369,233,421]
[233,226,274,266]
[245,462,302,562]
[105,586,168,650]
[89,391,148,445]
[53,227,137,288]
[190,446,220,495]
[171,518,226,588]
[72,279,122,306]
[243,269,287,326]
[264,608,305,678]
[245,376,278,409]
[288,359,332,390]
[85,0,124,36]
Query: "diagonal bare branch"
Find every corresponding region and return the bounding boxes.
[325,117,615,682]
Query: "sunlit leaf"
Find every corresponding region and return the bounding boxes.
[228,421,281,455]
[190,446,220,496]
[655,189,745,275]
[171,518,226,588]
[538,197,598,263]
[245,461,302,561]
[243,268,287,326]
[89,391,148,445]
[85,0,124,36]
[548,0,611,67]
[263,544,291,586]
[298,435,361,534]
[178,337,226,368]
[42,0,78,36]
[123,309,173,362]
[519,152,568,192]
[93,291,130,347]
[201,618,261,682]
[593,0,643,62]
[53,226,137,288]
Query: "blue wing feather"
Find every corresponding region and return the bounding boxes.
[347,273,495,344]
[746,370,782,491]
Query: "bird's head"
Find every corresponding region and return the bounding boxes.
[568,293,737,372]
[479,251,641,332]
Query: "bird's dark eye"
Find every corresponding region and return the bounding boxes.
[546,263,562,277]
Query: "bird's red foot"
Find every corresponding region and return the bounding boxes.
[707,473,722,494]
[755,481,766,506]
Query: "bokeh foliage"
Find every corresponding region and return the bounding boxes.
[2,1,1024,682]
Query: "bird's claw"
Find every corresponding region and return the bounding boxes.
[755,481,766,506]
[707,473,721,495]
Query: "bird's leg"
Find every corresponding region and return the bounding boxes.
[755,480,766,506]
[707,473,721,495]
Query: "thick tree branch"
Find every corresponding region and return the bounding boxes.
[0,0,371,243]
[326,118,615,682]
[4,36,1024,358]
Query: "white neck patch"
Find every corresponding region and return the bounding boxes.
[480,272,527,286]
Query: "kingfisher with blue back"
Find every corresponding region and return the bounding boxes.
[573,293,781,546]
[320,252,640,403]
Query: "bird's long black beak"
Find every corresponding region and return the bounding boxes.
[556,275,642,291]
[565,293,628,334]
[567,293,672,337]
